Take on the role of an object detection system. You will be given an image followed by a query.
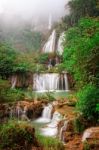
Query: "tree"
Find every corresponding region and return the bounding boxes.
[0,43,16,78]
[63,18,99,89]
[64,0,99,26]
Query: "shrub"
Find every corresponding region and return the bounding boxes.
[36,133,64,150]
[38,53,49,64]
[0,120,39,150]
[46,92,56,102]
[76,84,99,122]
[0,88,25,103]
[73,118,85,134]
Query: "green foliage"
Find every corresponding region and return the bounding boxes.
[73,118,85,133]
[0,89,25,103]
[0,78,10,91]
[38,53,49,64]
[0,43,17,78]
[96,103,99,112]
[37,92,56,102]
[83,141,90,150]
[45,92,56,101]
[76,84,99,122]
[64,0,99,26]
[1,26,44,52]
[63,18,99,88]
[0,120,38,150]
[36,133,64,150]
[0,78,25,103]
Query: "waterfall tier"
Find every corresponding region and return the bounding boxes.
[57,32,65,55]
[11,75,17,89]
[35,104,53,123]
[42,30,56,53]
[33,73,69,92]
[42,30,65,55]
[35,104,63,137]
[41,111,63,137]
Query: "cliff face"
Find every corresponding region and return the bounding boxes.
[10,72,33,88]
[0,100,46,122]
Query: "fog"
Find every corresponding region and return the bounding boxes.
[0,0,70,27]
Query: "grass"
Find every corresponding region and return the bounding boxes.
[36,132,64,150]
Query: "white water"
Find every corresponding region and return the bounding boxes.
[48,14,52,30]
[35,104,53,123]
[10,105,29,121]
[57,32,65,55]
[33,73,69,92]
[11,75,17,89]
[41,111,63,137]
[59,120,68,142]
[42,30,56,53]
[35,103,63,137]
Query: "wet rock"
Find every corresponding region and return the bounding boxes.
[82,127,99,150]
[15,101,44,119]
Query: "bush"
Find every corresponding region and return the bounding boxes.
[73,118,85,133]
[0,78,25,103]
[37,92,56,102]
[0,120,39,150]
[76,84,99,122]
[38,53,49,64]
[36,133,64,150]
[0,89,25,103]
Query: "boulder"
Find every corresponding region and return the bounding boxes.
[82,127,99,150]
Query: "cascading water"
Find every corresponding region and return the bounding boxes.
[41,111,63,137]
[33,73,59,92]
[59,120,68,142]
[33,73,69,92]
[11,75,17,89]
[35,103,63,137]
[42,104,53,119]
[57,32,65,55]
[48,14,52,30]
[10,105,29,121]
[35,104,53,123]
[42,30,56,53]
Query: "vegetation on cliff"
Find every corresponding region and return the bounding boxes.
[62,0,99,123]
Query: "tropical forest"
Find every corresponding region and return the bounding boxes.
[0,0,99,150]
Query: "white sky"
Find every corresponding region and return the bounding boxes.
[0,0,70,21]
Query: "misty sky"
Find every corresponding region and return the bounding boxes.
[0,0,70,23]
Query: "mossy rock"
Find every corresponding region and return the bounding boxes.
[0,120,40,150]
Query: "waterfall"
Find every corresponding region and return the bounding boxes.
[42,104,53,119]
[42,30,56,53]
[48,14,52,30]
[33,73,69,92]
[64,74,69,91]
[41,111,63,137]
[33,73,59,92]
[35,103,63,137]
[35,104,53,123]
[57,32,65,55]
[11,75,17,89]
[16,106,23,120]
[10,105,29,121]
[59,120,68,142]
